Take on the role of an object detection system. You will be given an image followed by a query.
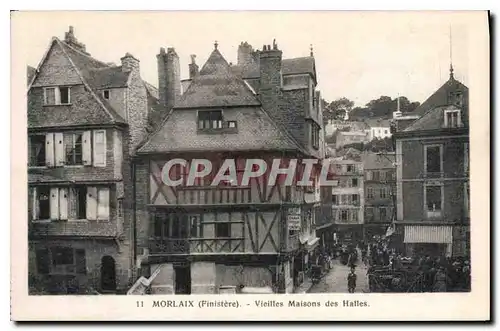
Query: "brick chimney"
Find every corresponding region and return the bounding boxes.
[188,54,199,79]
[237,41,255,66]
[259,40,282,115]
[64,26,89,55]
[121,53,140,73]
[157,47,181,109]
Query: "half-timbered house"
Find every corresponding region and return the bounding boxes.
[27,27,159,294]
[133,40,326,294]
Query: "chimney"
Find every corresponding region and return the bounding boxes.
[157,47,181,109]
[237,41,255,66]
[121,53,140,73]
[259,39,282,115]
[64,26,89,55]
[188,54,199,79]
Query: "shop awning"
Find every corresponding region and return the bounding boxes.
[403,225,452,244]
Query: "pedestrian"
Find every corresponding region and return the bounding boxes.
[433,267,448,292]
[347,269,357,293]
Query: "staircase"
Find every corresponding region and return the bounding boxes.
[126,267,162,295]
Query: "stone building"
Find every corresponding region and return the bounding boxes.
[361,151,396,239]
[330,151,365,243]
[27,27,158,294]
[393,66,470,258]
[131,40,326,294]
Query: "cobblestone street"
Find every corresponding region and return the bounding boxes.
[309,252,369,293]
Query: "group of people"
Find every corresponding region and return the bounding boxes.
[411,255,471,292]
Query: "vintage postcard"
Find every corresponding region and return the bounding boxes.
[11,10,490,321]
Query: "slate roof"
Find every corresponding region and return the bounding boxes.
[403,74,469,133]
[361,151,395,170]
[412,75,468,116]
[231,56,316,80]
[138,48,305,154]
[28,38,159,128]
[175,49,262,109]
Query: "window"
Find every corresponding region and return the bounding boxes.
[311,122,320,150]
[365,171,372,181]
[33,187,68,221]
[425,145,442,174]
[464,143,469,174]
[380,187,387,199]
[346,165,354,173]
[351,178,358,187]
[35,187,50,220]
[64,133,83,165]
[36,247,86,275]
[455,92,463,107]
[372,171,380,181]
[384,129,389,134]
[367,187,374,199]
[29,135,46,166]
[351,194,359,205]
[380,171,386,181]
[340,210,348,221]
[332,194,339,205]
[74,186,87,220]
[365,207,374,219]
[44,86,71,105]
[425,185,442,217]
[351,210,358,223]
[86,187,110,221]
[103,90,110,100]
[227,121,237,128]
[117,199,123,218]
[215,221,230,238]
[444,109,461,128]
[190,216,202,237]
[464,182,470,215]
[379,207,387,221]
[198,110,223,130]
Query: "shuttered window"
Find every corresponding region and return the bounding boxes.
[86,187,110,220]
[93,130,106,167]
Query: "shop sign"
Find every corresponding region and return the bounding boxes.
[287,207,301,230]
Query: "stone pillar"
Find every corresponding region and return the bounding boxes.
[191,262,216,294]
[150,263,174,294]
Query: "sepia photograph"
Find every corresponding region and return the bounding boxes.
[10,10,490,321]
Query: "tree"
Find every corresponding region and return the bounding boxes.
[323,97,355,123]
[349,95,421,121]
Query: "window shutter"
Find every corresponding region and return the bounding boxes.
[86,187,97,220]
[32,187,39,220]
[82,131,92,166]
[97,188,110,220]
[75,249,86,274]
[45,133,55,167]
[59,188,68,220]
[54,132,65,166]
[35,248,50,275]
[50,187,59,220]
[93,130,106,167]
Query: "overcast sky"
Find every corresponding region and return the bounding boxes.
[16,11,470,107]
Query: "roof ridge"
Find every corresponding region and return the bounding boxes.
[59,38,111,68]
[55,38,118,123]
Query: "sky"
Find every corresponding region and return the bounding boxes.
[15,11,470,107]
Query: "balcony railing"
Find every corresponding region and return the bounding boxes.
[148,237,245,255]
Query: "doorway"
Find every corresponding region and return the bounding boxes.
[174,264,191,294]
[100,256,116,292]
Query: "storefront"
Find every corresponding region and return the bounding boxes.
[403,225,453,257]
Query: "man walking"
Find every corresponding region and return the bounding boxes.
[347,268,357,293]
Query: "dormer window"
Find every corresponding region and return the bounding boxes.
[198,110,223,130]
[444,108,462,128]
[103,90,110,100]
[44,86,71,105]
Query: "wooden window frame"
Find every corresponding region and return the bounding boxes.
[43,86,71,106]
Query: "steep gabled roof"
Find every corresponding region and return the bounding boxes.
[137,106,305,154]
[27,66,36,86]
[361,151,395,169]
[175,48,261,109]
[412,75,468,116]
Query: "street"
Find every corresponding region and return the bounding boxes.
[309,252,369,293]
